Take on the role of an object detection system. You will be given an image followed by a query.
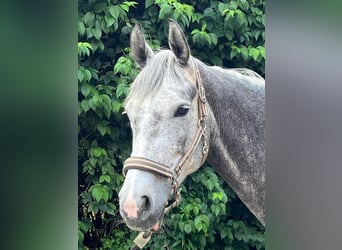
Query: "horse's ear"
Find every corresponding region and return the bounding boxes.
[130,23,154,69]
[168,19,190,65]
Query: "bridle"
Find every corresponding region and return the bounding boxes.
[122,61,209,249]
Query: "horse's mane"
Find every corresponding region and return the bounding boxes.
[125,50,181,106]
[125,50,264,106]
[197,59,265,87]
[229,68,264,81]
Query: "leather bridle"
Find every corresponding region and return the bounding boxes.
[122,60,209,214]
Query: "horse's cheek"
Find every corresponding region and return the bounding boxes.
[176,136,187,154]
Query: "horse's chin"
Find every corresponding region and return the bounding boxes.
[126,220,162,232]
[124,208,165,232]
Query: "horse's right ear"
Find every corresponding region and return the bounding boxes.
[130,23,154,69]
[168,19,190,66]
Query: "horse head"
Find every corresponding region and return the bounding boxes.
[119,20,209,231]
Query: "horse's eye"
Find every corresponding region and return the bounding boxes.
[174,106,189,117]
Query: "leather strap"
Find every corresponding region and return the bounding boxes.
[123,157,176,179]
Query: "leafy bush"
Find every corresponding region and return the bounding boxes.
[78,0,265,249]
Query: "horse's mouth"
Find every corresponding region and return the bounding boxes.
[151,221,160,231]
[124,208,165,232]
[150,210,165,231]
[148,209,165,232]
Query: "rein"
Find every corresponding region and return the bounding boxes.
[123,61,208,249]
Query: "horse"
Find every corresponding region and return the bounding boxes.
[119,19,265,236]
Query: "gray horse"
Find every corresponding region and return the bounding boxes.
[119,20,265,233]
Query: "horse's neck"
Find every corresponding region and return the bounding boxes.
[198,61,265,225]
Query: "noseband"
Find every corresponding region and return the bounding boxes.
[122,61,208,214]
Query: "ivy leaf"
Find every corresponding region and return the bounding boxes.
[94,2,107,13]
[92,21,102,40]
[103,105,111,119]
[209,33,218,45]
[81,84,91,97]
[97,124,107,136]
[193,206,199,215]
[228,1,238,10]
[213,192,223,201]
[78,21,85,35]
[201,23,207,31]
[84,69,92,81]
[91,185,102,202]
[84,12,95,27]
[105,16,115,27]
[249,47,260,61]
[106,202,116,215]
[99,174,111,183]
[178,221,185,231]
[226,31,234,41]
[194,217,203,232]
[254,30,262,41]
[81,99,90,112]
[212,205,221,216]
[88,98,96,111]
[257,46,265,59]
[203,7,214,17]
[159,5,172,20]
[78,69,84,82]
[146,0,154,9]
[112,102,122,113]
[218,3,228,15]
[240,47,248,61]
[184,223,192,233]
[226,15,235,30]
[109,6,121,19]
[116,82,129,98]
[102,188,109,202]
[89,157,96,167]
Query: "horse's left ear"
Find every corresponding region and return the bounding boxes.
[168,19,190,65]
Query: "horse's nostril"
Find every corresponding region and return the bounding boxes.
[141,195,151,211]
[139,195,153,221]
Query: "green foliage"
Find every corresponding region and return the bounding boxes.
[78,0,265,249]
[148,167,264,250]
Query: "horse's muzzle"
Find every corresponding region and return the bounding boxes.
[119,194,165,231]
